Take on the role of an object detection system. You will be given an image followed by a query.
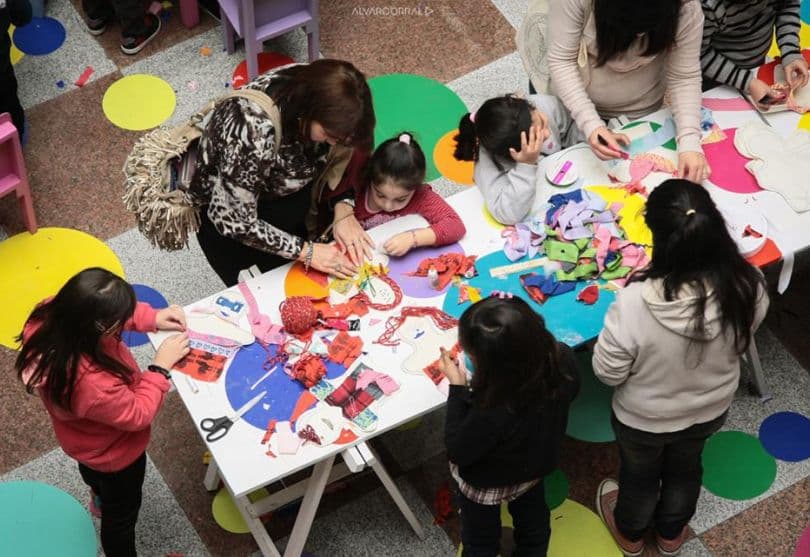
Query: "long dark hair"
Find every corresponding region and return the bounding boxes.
[453,95,534,170]
[272,59,376,150]
[368,132,426,190]
[15,268,138,410]
[631,179,764,353]
[593,0,681,67]
[459,297,569,411]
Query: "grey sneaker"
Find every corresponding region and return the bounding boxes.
[120,14,161,55]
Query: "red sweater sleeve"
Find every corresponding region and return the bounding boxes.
[410,186,466,246]
[78,371,170,432]
[123,302,159,333]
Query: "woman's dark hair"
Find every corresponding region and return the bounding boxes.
[367,132,426,190]
[593,0,681,67]
[453,95,534,171]
[459,296,570,411]
[631,179,764,354]
[15,268,138,410]
[272,59,376,150]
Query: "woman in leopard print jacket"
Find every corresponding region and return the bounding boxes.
[191,59,375,286]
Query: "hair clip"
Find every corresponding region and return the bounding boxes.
[685,209,696,216]
[399,133,411,144]
[489,290,513,299]
[469,111,477,124]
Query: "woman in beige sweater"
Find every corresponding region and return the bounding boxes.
[547,0,709,183]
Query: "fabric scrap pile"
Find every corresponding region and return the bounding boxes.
[408,253,478,290]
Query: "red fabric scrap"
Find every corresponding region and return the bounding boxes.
[327,331,364,367]
[261,419,278,445]
[576,284,600,305]
[423,343,460,386]
[408,253,478,290]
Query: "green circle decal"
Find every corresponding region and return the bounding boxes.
[702,430,777,500]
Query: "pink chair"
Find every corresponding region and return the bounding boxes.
[219,0,319,80]
[0,113,37,235]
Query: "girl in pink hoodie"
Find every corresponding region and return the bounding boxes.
[16,268,190,557]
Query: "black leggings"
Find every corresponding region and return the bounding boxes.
[196,184,313,286]
[78,453,146,557]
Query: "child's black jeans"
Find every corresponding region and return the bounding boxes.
[0,64,24,134]
[78,452,146,557]
[458,480,549,557]
[612,411,727,541]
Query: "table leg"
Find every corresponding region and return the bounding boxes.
[233,491,283,557]
[745,337,772,403]
[203,457,220,491]
[362,444,425,539]
[283,455,336,557]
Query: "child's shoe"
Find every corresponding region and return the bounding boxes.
[120,14,161,55]
[656,527,688,556]
[88,490,102,518]
[85,15,108,35]
[596,479,645,557]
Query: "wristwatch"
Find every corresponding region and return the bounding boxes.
[147,364,172,380]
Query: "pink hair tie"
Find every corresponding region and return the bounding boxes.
[469,111,477,124]
[399,133,411,144]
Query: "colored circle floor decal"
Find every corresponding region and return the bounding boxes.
[103,74,176,131]
[0,228,125,349]
[368,73,468,181]
[12,17,65,56]
[0,481,97,556]
[703,129,762,194]
[702,430,777,500]
[212,487,269,533]
[386,242,464,298]
[759,412,810,462]
[232,52,294,89]
[9,25,24,65]
[122,285,169,347]
[797,522,810,557]
[544,469,569,510]
[566,349,615,442]
[434,129,474,185]
[284,262,329,298]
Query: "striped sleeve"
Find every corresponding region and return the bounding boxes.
[700,0,756,91]
[774,0,803,66]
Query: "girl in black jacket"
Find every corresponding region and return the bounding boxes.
[439,296,580,557]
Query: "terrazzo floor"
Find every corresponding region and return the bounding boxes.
[1,0,809,556]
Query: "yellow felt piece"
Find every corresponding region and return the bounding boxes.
[9,25,23,65]
[102,74,176,131]
[211,487,269,534]
[0,228,125,349]
[586,186,653,249]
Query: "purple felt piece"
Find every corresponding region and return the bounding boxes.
[387,242,464,298]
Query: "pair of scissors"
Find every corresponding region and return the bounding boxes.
[199,391,266,442]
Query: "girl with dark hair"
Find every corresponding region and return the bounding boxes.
[547,0,710,183]
[16,267,190,557]
[438,296,580,556]
[592,179,768,556]
[453,93,577,225]
[192,59,377,286]
[351,132,465,256]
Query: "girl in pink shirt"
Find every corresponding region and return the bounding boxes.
[353,132,466,256]
[16,268,189,557]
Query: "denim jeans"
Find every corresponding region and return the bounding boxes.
[611,411,727,541]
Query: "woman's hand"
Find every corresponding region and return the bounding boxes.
[156,305,186,332]
[333,209,374,265]
[383,232,416,257]
[784,58,810,90]
[306,242,358,279]
[588,127,630,160]
[677,151,710,184]
[153,333,190,370]
[748,78,786,110]
[438,347,466,386]
[509,125,544,165]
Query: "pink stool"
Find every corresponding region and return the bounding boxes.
[178,0,200,28]
[0,113,37,235]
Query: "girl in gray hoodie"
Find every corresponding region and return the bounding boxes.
[592,179,768,556]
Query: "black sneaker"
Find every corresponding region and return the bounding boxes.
[120,14,161,55]
[85,15,109,36]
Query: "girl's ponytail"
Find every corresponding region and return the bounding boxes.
[453,113,479,161]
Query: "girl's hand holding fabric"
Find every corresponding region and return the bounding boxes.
[438,347,466,386]
[309,242,357,279]
[383,232,416,257]
[154,333,190,369]
[748,78,785,110]
[784,58,810,90]
[333,211,374,265]
[509,125,544,164]
[677,151,710,184]
[588,127,630,160]
[155,305,186,331]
